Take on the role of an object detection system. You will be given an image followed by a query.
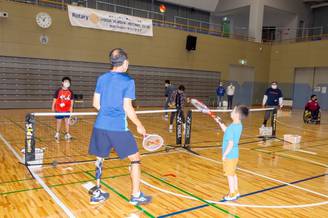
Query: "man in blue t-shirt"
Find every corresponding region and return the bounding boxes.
[262,81,283,127]
[88,48,152,205]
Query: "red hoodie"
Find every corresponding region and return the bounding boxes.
[305,100,320,111]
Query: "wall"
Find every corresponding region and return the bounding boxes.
[0,1,271,85]
[269,40,328,99]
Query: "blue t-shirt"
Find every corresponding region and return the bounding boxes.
[216,86,225,96]
[265,88,283,106]
[222,123,243,159]
[94,72,135,131]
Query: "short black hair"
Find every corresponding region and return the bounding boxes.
[109,48,128,67]
[165,80,170,84]
[311,94,317,99]
[178,85,185,91]
[62,77,71,83]
[271,81,278,84]
[235,105,249,120]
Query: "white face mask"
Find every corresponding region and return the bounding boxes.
[63,82,70,88]
[271,85,277,89]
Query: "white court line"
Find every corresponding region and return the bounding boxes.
[0,131,75,218]
[295,149,317,155]
[183,150,328,199]
[276,152,328,168]
[29,166,75,218]
[0,132,24,163]
[141,180,328,209]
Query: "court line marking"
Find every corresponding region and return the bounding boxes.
[142,171,239,218]
[0,164,129,186]
[28,167,76,218]
[183,151,328,199]
[0,131,75,218]
[0,173,130,196]
[143,173,328,210]
[84,171,156,218]
[254,148,328,168]
[195,144,327,168]
[0,132,24,163]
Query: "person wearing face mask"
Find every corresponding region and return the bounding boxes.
[305,94,320,122]
[226,82,235,109]
[163,80,176,120]
[52,77,74,140]
[262,81,283,127]
[168,85,188,133]
[216,82,225,108]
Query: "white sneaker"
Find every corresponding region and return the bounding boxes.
[163,115,168,121]
[64,133,72,140]
[54,132,60,140]
[169,125,173,133]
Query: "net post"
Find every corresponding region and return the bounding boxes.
[184,110,192,147]
[25,113,35,165]
[176,109,182,145]
[271,108,277,137]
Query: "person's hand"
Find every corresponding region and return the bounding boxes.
[222,156,226,161]
[51,107,55,112]
[280,105,283,110]
[137,124,146,136]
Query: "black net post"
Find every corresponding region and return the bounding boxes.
[184,110,192,146]
[176,109,182,145]
[25,113,35,165]
[271,108,277,137]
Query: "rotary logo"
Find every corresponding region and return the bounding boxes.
[89,13,99,24]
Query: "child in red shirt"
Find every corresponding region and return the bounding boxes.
[305,95,320,120]
[52,77,74,140]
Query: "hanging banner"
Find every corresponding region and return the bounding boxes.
[67,5,153,37]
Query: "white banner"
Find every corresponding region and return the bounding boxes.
[67,5,153,37]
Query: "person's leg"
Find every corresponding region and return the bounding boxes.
[217,96,220,108]
[263,110,271,126]
[56,119,62,133]
[169,111,176,132]
[219,96,223,107]
[227,175,235,194]
[164,98,169,117]
[64,118,70,133]
[233,174,238,193]
[228,96,233,109]
[88,128,111,204]
[113,131,151,205]
[95,157,104,188]
[128,152,141,196]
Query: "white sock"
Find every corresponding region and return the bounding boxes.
[133,192,141,198]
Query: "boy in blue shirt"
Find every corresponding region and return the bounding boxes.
[218,105,249,201]
[88,48,151,205]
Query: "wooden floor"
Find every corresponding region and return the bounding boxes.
[0,108,327,217]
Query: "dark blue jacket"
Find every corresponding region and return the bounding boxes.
[216,86,225,96]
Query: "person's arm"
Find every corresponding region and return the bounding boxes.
[52,89,59,112]
[218,121,227,132]
[278,90,283,108]
[93,93,101,111]
[52,99,56,112]
[124,98,146,136]
[222,140,233,160]
[70,90,74,113]
[262,95,268,107]
[93,76,103,111]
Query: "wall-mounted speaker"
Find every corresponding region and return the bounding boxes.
[186,35,197,51]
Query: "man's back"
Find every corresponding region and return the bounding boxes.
[94,72,135,131]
